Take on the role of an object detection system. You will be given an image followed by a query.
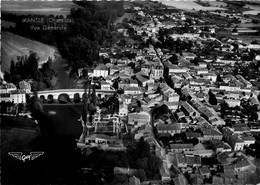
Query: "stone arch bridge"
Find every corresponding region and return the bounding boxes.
[29,89,116,100]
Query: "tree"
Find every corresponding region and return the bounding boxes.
[136,137,151,159]
[169,54,178,64]
[208,90,217,105]
[137,157,148,170]
[136,169,146,182]
[27,51,40,80]
[216,74,223,82]
[232,28,238,33]
[74,93,81,103]
[10,59,16,75]
[122,18,128,23]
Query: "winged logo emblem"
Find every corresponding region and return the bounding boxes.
[8,152,44,162]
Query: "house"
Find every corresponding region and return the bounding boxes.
[199,166,211,178]
[182,52,196,61]
[0,83,17,94]
[93,64,109,77]
[163,91,180,103]
[234,154,257,174]
[85,134,112,144]
[196,68,208,75]
[19,80,31,93]
[169,143,194,153]
[173,153,187,168]
[152,65,164,80]
[135,71,154,87]
[185,132,203,143]
[100,81,111,90]
[190,143,215,158]
[109,65,120,75]
[180,101,199,117]
[129,176,141,185]
[1,90,27,104]
[124,86,141,95]
[128,111,150,127]
[171,76,183,88]
[164,102,179,112]
[198,106,215,121]
[201,127,223,141]
[228,134,246,151]
[202,73,217,82]
[159,161,171,182]
[141,62,164,80]
[186,155,201,168]
[156,123,181,136]
[172,174,189,185]
[120,94,132,104]
[165,62,188,76]
[210,140,232,153]
[119,79,138,90]
[119,102,128,117]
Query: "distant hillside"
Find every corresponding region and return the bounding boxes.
[1,1,80,16]
[1,32,56,72]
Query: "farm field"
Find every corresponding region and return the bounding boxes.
[243,4,260,15]
[115,13,135,24]
[1,32,56,72]
[158,0,226,11]
[1,1,80,16]
[208,1,227,7]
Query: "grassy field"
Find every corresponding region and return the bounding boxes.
[158,0,226,11]
[208,1,227,8]
[1,1,80,16]
[115,13,135,24]
[1,31,56,72]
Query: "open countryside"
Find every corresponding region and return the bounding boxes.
[158,0,226,11]
[1,1,80,16]
[1,32,56,72]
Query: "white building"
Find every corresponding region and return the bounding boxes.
[124,87,141,95]
[128,111,151,127]
[0,83,17,94]
[100,81,111,90]
[19,80,31,93]
[93,64,109,77]
[0,90,26,104]
[224,99,241,107]
[119,102,128,117]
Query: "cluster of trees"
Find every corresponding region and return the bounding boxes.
[152,104,171,121]
[126,137,162,180]
[208,90,218,105]
[156,30,195,54]
[5,52,57,91]
[80,137,162,184]
[3,1,125,74]
[99,94,119,114]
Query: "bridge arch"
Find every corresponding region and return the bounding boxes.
[58,93,71,104]
[47,94,54,103]
[74,93,81,103]
[40,95,46,103]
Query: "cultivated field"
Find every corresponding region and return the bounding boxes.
[243,4,260,15]
[1,32,56,72]
[208,1,227,8]
[115,13,135,24]
[1,1,80,16]
[158,1,226,11]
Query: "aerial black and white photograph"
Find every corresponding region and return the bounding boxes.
[1,0,260,184]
